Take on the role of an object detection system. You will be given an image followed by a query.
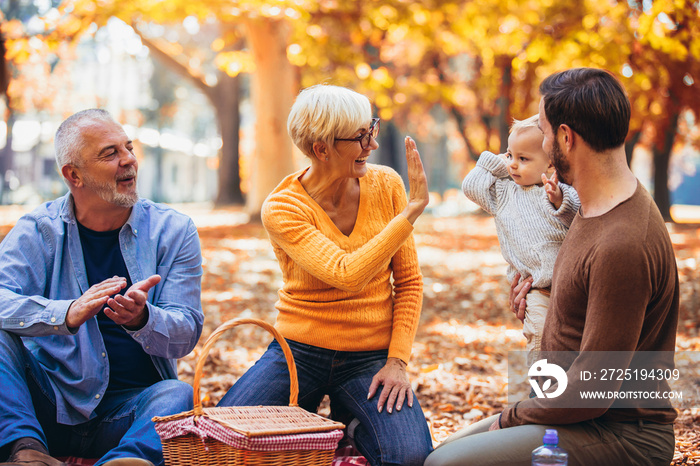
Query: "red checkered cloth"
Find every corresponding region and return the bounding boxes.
[331,445,370,466]
[57,458,97,465]
[155,415,344,452]
[58,446,368,466]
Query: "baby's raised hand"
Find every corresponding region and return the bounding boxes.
[542,172,563,209]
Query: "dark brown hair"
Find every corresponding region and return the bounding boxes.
[539,68,630,152]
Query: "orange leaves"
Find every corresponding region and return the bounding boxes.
[214,50,256,77]
[1,203,700,458]
[1,19,25,39]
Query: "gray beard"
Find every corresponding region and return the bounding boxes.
[82,172,139,208]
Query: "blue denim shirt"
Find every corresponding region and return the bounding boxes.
[0,194,204,425]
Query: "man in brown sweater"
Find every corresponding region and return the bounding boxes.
[425,68,679,466]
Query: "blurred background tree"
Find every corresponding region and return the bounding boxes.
[1,0,65,203]
[624,0,700,220]
[1,0,698,220]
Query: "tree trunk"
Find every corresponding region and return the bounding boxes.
[652,110,679,222]
[449,105,479,162]
[625,130,642,167]
[135,31,245,206]
[213,74,244,205]
[0,113,15,205]
[244,18,296,219]
[497,58,512,153]
[0,30,13,204]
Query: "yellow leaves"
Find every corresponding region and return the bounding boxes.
[5,39,32,65]
[1,19,25,39]
[387,24,409,43]
[524,40,549,64]
[647,33,690,61]
[634,94,649,114]
[691,40,700,61]
[211,38,225,52]
[349,30,365,46]
[286,43,306,66]
[497,15,520,35]
[482,47,495,69]
[375,93,392,108]
[306,24,323,38]
[670,42,690,61]
[59,15,87,37]
[214,51,256,77]
[421,364,441,374]
[3,16,62,64]
[371,67,394,88]
[355,63,371,80]
[582,14,598,30]
[437,31,464,56]
[378,5,397,21]
[412,9,429,26]
[69,0,97,15]
[522,10,540,25]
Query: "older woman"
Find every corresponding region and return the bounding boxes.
[217,84,433,465]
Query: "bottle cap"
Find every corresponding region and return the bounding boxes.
[542,429,559,445]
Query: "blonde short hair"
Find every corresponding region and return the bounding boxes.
[287,84,372,158]
[510,114,539,136]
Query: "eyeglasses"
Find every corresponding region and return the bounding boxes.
[335,118,380,150]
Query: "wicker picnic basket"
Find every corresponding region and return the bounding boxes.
[153,318,345,466]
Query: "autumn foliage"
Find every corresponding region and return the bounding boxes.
[0,204,698,461]
[2,0,699,217]
[165,207,700,464]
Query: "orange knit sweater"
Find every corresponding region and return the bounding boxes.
[261,164,423,363]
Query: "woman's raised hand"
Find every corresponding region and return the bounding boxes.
[402,136,429,224]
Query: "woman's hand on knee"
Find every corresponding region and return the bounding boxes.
[367,357,413,414]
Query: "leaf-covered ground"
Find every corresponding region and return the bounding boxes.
[0,205,698,463]
[177,207,700,465]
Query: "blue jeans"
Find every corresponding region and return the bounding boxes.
[0,330,192,465]
[218,340,433,466]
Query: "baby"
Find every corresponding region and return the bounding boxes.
[462,114,580,362]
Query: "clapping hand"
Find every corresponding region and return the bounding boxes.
[105,274,161,330]
[66,277,127,328]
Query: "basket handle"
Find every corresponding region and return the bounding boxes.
[192,318,299,416]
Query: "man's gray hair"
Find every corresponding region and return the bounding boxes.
[54,109,116,169]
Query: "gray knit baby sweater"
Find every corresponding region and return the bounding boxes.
[462,151,580,288]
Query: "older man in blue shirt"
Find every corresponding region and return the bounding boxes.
[0,109,204,466]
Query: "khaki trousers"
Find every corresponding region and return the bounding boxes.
[424,414,674,466]
[522,289,550,365]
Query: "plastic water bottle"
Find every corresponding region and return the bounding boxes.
[532,429,568,465]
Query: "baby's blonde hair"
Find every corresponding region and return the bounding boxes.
[510,114,539,136]
[287,84,372,158]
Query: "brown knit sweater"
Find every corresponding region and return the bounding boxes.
[261,164,423,363]
[501,182,679,427]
